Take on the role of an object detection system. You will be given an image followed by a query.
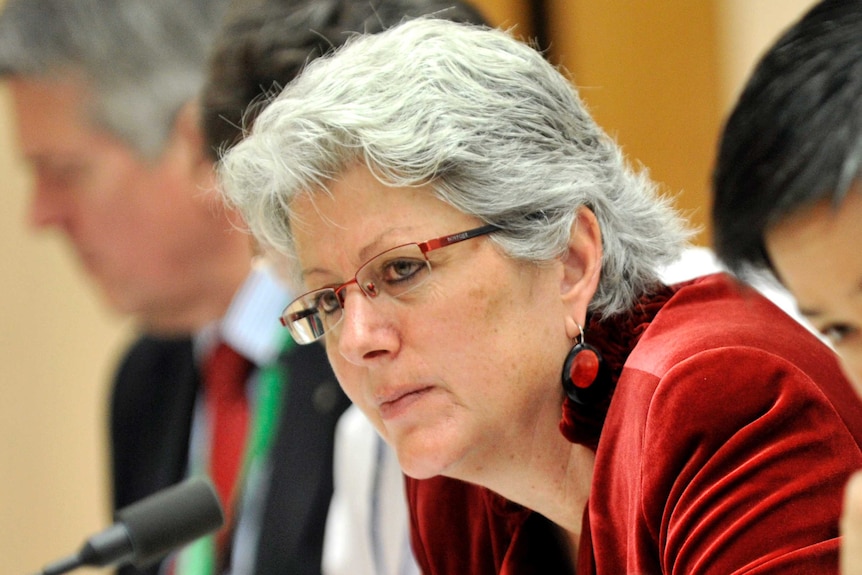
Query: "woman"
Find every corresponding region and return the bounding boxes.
[711,1,862,572]
[218,19,862,573]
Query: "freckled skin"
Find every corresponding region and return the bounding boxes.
[288,164,572,487]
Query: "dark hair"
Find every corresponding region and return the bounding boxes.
[712,0,862,277]
[201,0,488,160]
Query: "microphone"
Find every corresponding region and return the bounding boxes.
[31,476,224,575]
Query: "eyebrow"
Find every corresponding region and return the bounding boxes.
[796,277,862,319]
[299,266,336,283]
[356,226,414,262]
[797,306,822,319]
[299,225,417,282]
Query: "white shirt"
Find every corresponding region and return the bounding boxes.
[323,406,420,575]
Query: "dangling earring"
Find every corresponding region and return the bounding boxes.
[561,322,607,405]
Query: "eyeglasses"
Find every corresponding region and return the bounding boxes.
[281,223,500,344]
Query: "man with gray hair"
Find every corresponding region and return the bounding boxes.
[0,1,350,574]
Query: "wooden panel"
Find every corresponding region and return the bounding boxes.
[469,0,533,35]
[0,83,130,572]
[545,0,723,245]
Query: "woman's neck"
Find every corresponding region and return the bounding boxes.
[454,412,595,540]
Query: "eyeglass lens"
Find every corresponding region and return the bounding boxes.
[283,243,430,343]
[281,223,500,344]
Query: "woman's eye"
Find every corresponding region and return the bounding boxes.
[382,258,427,282]
[315,291,341,314]
[821,323,859,345]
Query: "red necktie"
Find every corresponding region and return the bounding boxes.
[202,341,253,550]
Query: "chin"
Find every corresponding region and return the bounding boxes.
[391,428,465,481]
[95,281,136,312]
[398,459,449,481]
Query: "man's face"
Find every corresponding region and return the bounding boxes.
[7,75,243,332]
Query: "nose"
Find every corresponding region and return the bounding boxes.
[335,286,399,366]
[28,182,73,231]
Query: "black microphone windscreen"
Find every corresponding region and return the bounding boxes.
[115,476,224,568]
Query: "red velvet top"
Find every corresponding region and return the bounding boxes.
[406,273,862,574]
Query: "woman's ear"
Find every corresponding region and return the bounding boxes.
[560,206,602,331]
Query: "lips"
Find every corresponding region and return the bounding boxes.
[377,385,434,420]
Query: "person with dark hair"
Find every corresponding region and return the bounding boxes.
[713,0,862,390]
[712,1,862,572]
[0,1,353,574]
[219,17,862,573]
[202,0,488,161]
[200,2,489,574]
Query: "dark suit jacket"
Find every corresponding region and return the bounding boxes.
[110,335,350,575]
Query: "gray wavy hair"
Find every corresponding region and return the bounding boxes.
[0,0,230,158]
[218,18,692,317]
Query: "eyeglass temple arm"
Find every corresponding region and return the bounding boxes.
[418,223,500,253]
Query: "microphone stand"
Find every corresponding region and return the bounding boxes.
[33,556,82,575]
[27,477,223,575]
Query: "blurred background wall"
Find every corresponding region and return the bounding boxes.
[0,0,817,572]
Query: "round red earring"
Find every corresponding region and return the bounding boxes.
[561,322,607,405]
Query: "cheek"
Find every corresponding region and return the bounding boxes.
[431,269,559,387]
[837,351,862,398]
[435,280,507,352]
[324,341,364,402]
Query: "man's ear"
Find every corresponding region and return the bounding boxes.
[170,99,213,181]
[170,99,247,230]
[561,206,602,335]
